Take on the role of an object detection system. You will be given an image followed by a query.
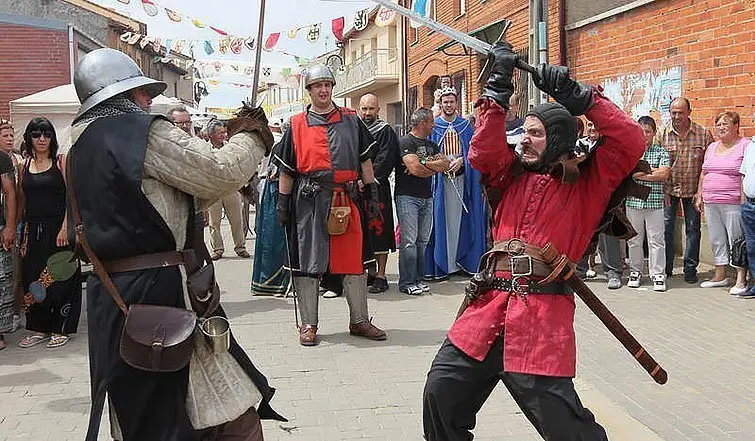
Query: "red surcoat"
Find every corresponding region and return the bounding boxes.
[448,93,645,377]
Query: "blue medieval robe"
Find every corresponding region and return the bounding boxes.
[424,115,488,278]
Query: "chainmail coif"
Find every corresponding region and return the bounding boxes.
[74,95,146,126]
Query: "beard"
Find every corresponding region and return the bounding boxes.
[517,146,545,171]
[362,115,376,125]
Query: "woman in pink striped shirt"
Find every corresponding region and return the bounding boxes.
[695,111,749,294]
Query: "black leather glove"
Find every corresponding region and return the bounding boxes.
[533,64,593,115]
[277,192,291,226]
[364,182,381,221]
[226,102,274,154]
[480,42,517,109]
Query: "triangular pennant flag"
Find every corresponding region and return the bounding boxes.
[264,33,280,51]
[164,8,182,22]
[332,17,345,42]
[120,32,132,42]
[117,0,131,4]
[192,18,206,28]
[295,56,310,66]
[139,36,150,49]
[127,33,142,45]
[244,37,255,51]
[204,40,215,55]
[282,67,292,78]
[165,39,173,53]
[210,26,228,36]
[141,0,158,17]
[287,28,299,39]
[174,40,186,53]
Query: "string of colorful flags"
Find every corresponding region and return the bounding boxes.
[114,0,398,56]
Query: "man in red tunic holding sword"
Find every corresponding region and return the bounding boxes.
[422,44,646,440]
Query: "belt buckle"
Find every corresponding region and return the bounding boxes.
[511,276,529,305]
[509,254,533,277]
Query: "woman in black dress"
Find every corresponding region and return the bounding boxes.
[17,118,81,349]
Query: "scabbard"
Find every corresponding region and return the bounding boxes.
[536,243,668,385]
[564,272,668,385]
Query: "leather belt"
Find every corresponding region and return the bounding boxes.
[102,250,189,274]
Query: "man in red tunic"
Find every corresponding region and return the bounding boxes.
[275,65,386,346]
[422,45,645,440]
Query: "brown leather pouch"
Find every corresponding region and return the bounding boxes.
[120,304,197,372]
[66,159,197,373]
[186,262,220,318]
[327,190,351,236]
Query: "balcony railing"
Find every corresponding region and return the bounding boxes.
[333,49,399,97]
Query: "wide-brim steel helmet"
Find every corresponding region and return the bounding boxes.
[74,48,167,117]
[303,64,336,89]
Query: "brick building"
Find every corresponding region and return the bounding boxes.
[0,0,194,118]
[405,0,753,135]
[404,0,565,118]
[566,0,754,136]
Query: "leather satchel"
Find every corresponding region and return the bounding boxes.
[66,160,197,373]
[327,190,351,236]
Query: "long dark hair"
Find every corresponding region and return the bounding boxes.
[22,117,59,159]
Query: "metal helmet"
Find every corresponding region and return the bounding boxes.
[74,48,167,117]
[303,64,336,89]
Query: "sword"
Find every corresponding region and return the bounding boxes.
[282,228,300,329]
[445,171,469,214]
[368,0,538,78]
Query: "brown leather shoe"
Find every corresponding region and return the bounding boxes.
[299,325,318,346]
[349,320,387,341]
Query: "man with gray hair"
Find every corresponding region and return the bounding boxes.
[395,108,450,295]
[166,105,193,135]
[205,119,251,260]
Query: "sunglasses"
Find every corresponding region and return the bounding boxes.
[30,130,53,139]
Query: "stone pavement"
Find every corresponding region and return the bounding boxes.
[1,220,754,441]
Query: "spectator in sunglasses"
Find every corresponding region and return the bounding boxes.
[16,118,81,349]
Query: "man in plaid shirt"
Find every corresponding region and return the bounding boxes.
[660,98,714,283]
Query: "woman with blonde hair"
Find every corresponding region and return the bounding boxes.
[696,111,749,294]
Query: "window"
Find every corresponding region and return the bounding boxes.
[452,70,466,116]
[407,86,419,127]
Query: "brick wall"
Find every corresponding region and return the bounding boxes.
[0,22,71,118]
[567,0,755,136]
[406,0,531,115]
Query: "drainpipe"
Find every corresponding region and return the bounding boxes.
[529,0,548,106]
[401,0,409,134]
[559,0,567,66]
[68,24,75,83]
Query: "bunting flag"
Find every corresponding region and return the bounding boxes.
[287,28,300,39]
[294,56,310,66]
[353,9,369,31]
[204,40,214,55]
[331,17,345,42]
[141,0,158,16]
[210,26,228,36]
[218,37,230,54]
[264,33,280,51]
[192,18,206,28]
[244,37,255,51]
[117,0,131,4]
[230,37,243,54]
[164,8,182,22]
[375,6,397,27]
[410,0,432,28]
[307,24,321,43]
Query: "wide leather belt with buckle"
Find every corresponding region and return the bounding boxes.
[466,238,573,303]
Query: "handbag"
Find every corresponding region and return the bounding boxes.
[66,160,196,373]
[327,190,351,236]
[731,236,748,268]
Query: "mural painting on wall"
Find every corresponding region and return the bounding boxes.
[602,66,682,126]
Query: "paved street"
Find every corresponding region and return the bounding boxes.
[1,220,754,441]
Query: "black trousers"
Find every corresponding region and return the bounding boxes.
[423,338,608,441]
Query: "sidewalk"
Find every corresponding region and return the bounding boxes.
[0,220,753,440]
